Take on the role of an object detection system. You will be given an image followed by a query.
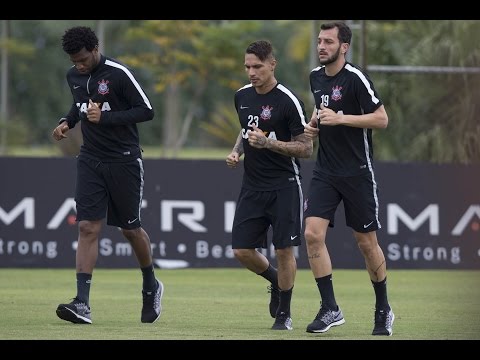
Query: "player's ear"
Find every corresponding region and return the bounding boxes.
[270,59,277,71]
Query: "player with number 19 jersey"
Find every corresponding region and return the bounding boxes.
[310,62,383,177]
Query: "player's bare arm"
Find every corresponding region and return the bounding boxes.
[226,131,244,168]
[319,104,388,129]
[268,132,313,158]
[248,124,313,158]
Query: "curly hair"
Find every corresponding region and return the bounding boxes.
[62,26,99,54]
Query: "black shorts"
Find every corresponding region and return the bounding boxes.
[304,171,381,233]
[232,186,303,250]
[75,155,145,229]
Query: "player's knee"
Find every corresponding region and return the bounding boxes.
[233,248,249,261]
[356,237,378,254]
[304,227,326,245]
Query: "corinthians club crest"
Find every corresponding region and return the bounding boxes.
[331,85,342,101]
[260,105,273,120]
[97,79,110,95]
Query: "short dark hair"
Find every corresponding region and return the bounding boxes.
[62,26,99,54]
[245,40,275,62]
[321,22,352,44]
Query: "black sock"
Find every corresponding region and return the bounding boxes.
[258,264,278,288]
[76,273,92,306]
[141,263,157,292]
[372,277,389,310]
[315,274,338,310]
[278,287,293,316]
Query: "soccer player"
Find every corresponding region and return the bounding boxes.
[226,40,312,330]
[303,21,395,336]
[52,26,163,324]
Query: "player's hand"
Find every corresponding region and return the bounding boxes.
[248,124,268,149]
[226,152,240,168]
[87,99,101,123]
[318,103,341,126]
[52,122,69,141]
[304,116,319,139]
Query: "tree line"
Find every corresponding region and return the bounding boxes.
[1,20,479,163]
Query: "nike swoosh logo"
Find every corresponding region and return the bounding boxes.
[363,220,374,228]
[128,218,138,224]
[290,235,298,240]
[240,106,249,109]
[314,89,321,93]
[73,85,80,89]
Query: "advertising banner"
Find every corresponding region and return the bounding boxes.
[0,158,478,269]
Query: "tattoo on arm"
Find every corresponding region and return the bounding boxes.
[308,253,322,259]
[232,131,244,156]
[266,133,313,158]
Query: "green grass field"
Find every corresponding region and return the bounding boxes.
[1,268,479,340]
[4,145,231,159]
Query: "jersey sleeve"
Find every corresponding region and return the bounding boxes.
[63,102,80,129]
[280,87,307,137]
[287,100,307,137]
[100,67,154,126]
[354,71,382,114]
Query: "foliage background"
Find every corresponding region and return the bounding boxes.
[1,20,479,163]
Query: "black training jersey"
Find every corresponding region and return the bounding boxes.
[234,82,307,191]
[62,54,154,162]
[310,62,382,177]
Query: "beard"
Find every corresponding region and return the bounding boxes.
[319,46,341,66]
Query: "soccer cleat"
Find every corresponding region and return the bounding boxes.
[141,279,164,323]
[267,285,280,318]
[271,312,293,330]
[306,305,345,333]
[56,297,92,324]
[372,307,395,336]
